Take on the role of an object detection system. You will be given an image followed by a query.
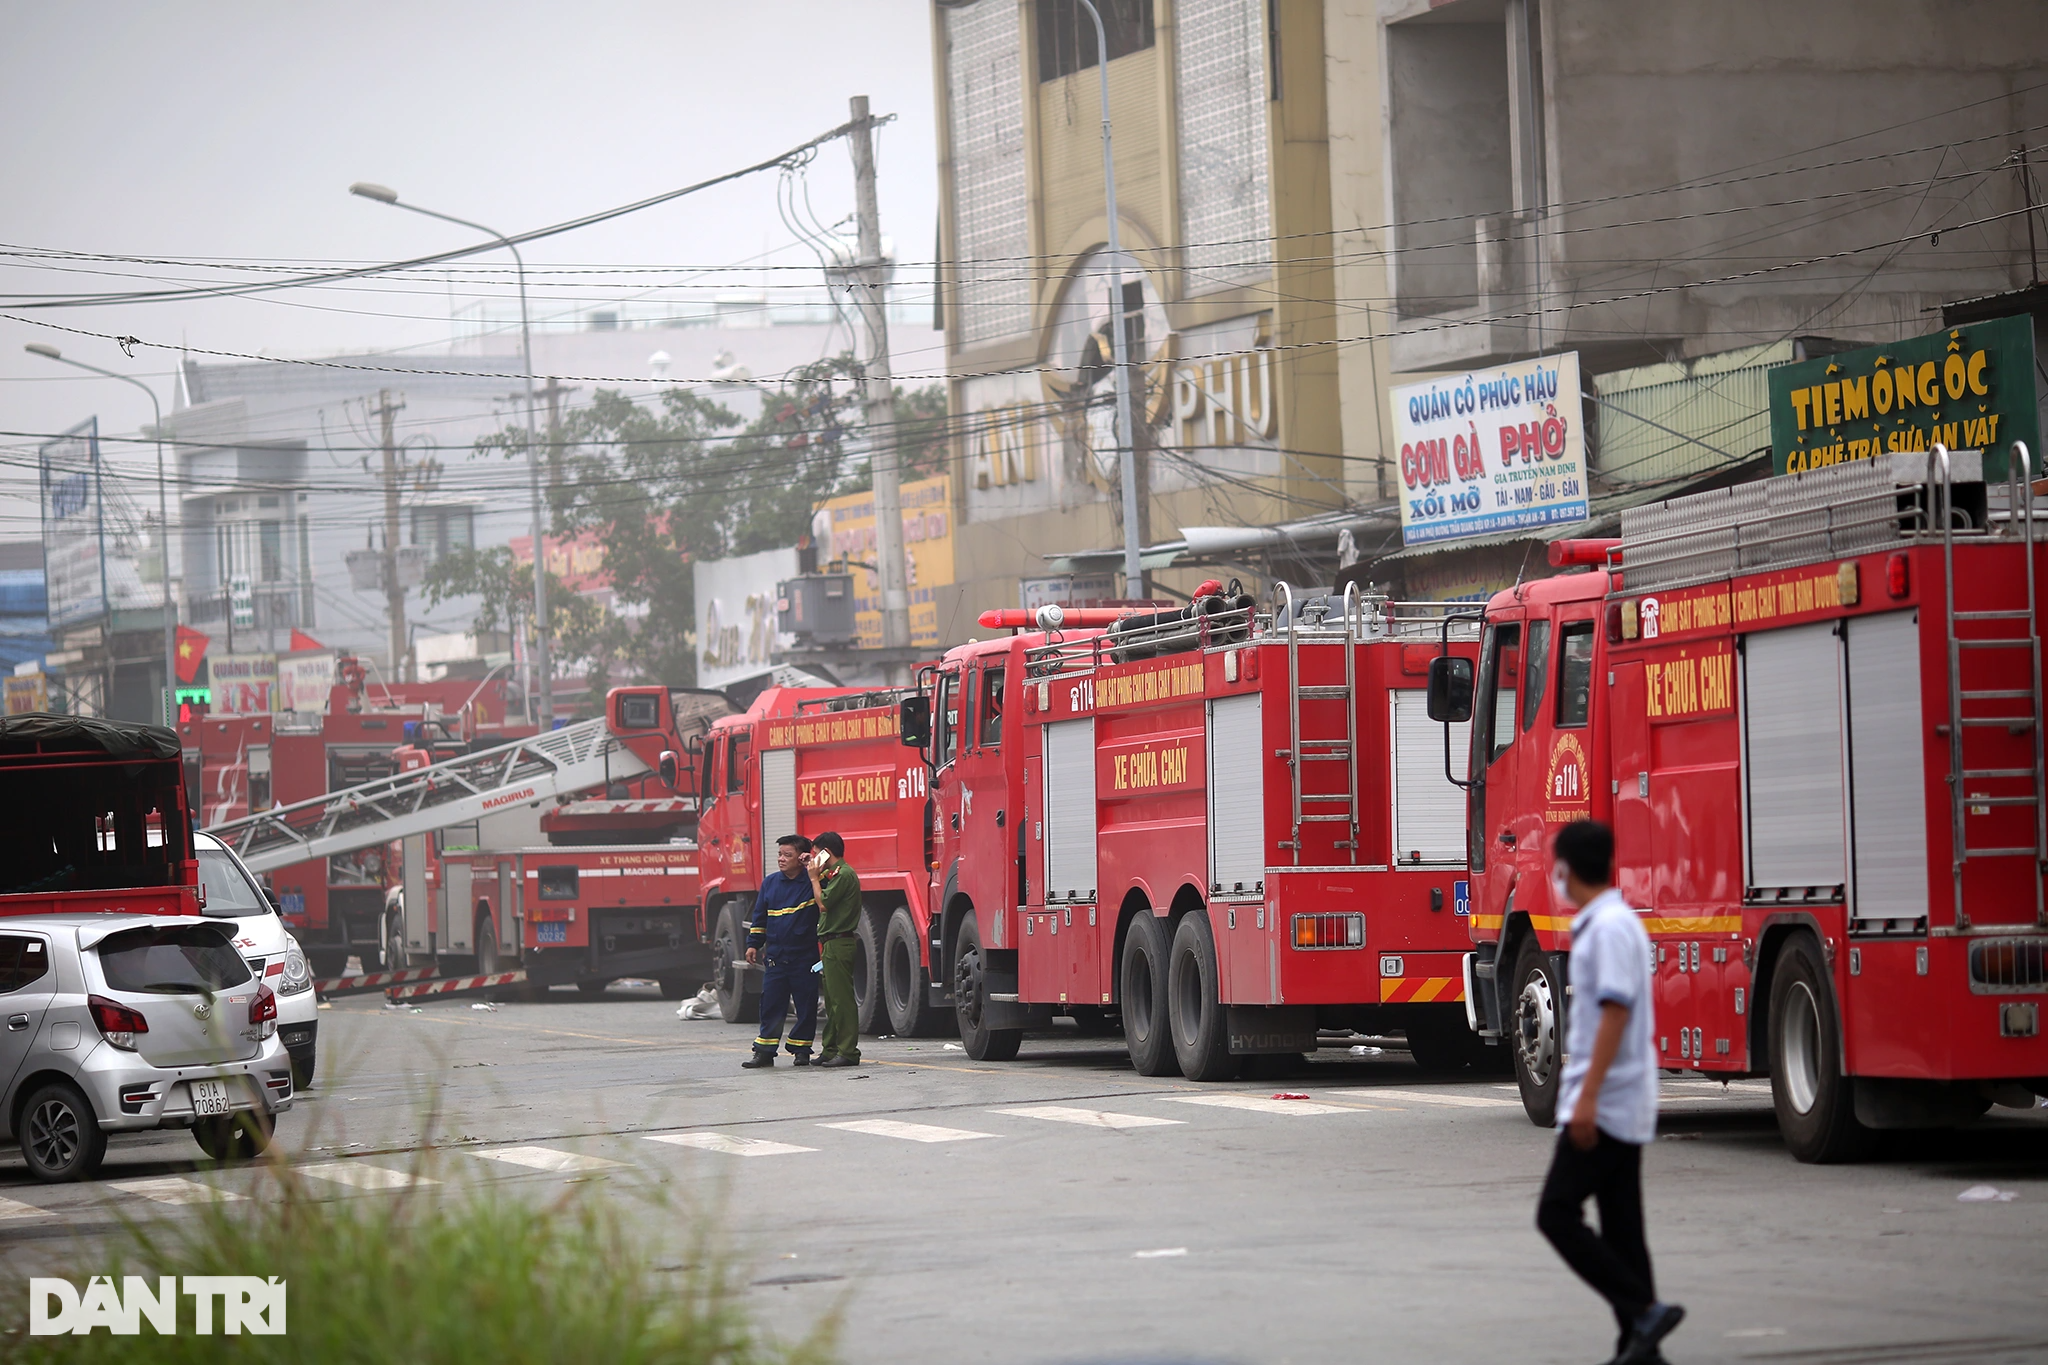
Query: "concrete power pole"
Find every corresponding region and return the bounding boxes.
[374,390,408,682]
[847,95,913,682]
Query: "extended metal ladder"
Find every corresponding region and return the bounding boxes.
[1937,440,2048,931]
[205,715,649,875]
[1275,582,1360,864]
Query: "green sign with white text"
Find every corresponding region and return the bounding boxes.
[1768,313,2039,480]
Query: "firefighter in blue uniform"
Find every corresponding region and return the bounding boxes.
[742,833,820,1068]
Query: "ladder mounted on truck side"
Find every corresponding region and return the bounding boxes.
[206,716,649,874]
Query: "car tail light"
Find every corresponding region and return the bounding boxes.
[1291,913,1365,949]
[250,983,278,1038]
[1886,551,1910,599]
[89,995,149,1049]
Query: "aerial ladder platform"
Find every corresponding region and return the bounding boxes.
[206,715,652,875]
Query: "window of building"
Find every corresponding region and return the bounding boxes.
[1038,0,1154,82]
[411,506,475,562]
[258,520,282,583]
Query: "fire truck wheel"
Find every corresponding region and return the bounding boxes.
[1121,912,1179,1077]
[884,907,947,1037]
[1169,912,1240,1082]
[853,909,887,1035]
[1770,935,1875,1163]
[1509,938,1562,1126]
[577,979,610,998]
[308,948,349,980]
[952,914,1021,1062]
[1067,1006,1121,1036]
[382,907,409,971]
[475,916,500,975]
[658,975,692,1000]
[1405,1010,1494,1074]
[712,904,760,1025]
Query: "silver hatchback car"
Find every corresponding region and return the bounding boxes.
[1,913,294,1181]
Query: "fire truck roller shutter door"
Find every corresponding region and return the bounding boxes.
[403,834,431,959]
[1844,611,1929,928]
[1208,694,1263,894]
[1392,690,1471,866]
[1044,720,1098,903]
[760,748,797,852]
[442,861,473,957]
[1743,622,1847,891]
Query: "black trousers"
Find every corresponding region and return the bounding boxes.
[754,955,818,1055]
[1537,1129,1655,1340]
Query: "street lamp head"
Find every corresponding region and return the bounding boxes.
[349,182,399,205]
[24,343,61,360]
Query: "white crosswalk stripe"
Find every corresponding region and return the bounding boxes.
[0,1194,51,1220]
[995,1105,1184,1129]
[472,1146,620,1173]
[297,1161,437,1190]
[646,1132,818,1157]
[822,1118,997,1143]
[111,1177,248,1205]
[1163,1094,1360,1116]
[1327,1088,1521,1108]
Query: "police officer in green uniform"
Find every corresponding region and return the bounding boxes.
[807,831,862,1068]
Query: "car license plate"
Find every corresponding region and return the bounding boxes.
[536,922,567,944]
[190,1079,231,1116]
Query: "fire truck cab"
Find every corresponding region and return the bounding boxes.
[1438,446,2048,1160]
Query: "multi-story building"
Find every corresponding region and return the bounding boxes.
[931,0,1346,615]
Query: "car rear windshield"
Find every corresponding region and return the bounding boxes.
[96,925,252,995]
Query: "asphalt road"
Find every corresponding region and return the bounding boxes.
[4,985,2046,1365]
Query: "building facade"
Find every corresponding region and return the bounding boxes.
[932,0,1343,619]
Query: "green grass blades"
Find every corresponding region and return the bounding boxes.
[3,1157,839,1364]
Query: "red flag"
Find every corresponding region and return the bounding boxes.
[287,629,327,653]
[174,626,210,685]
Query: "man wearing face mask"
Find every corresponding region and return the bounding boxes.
[1535,819,1683,1365]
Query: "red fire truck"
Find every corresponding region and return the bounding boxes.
[1432,445,2048,1161]
[694,686,935,1036]
[208,686,716,990]
[395,694,728,994]
[184,658,529,976]
[897,588,1485,1077]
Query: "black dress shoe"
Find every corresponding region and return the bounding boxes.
[1619,1304,1684,1364]
[817,1054,860,1068]
[741,1052,776,1069]
[790,1052,812,1067]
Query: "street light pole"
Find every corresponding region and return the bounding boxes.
[24,343,175,724]
[1073,0,1145,598]
[350,183,551,726]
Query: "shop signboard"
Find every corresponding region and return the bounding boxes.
[1390,353,1588,547]
[1767,315,2040,480]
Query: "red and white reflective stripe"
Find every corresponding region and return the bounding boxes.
[313,966,440,995]
[385,970,527,1002]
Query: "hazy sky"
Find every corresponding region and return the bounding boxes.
[0,1,939,539]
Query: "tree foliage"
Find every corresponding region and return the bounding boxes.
[463,356,945,692]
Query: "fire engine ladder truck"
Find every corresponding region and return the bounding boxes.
[1274,581,1362,862]
[1936,441,2047,931]
[204,716,651,876]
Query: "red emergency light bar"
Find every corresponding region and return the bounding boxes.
[1547,539,1621,568]
[978,606,1132,631]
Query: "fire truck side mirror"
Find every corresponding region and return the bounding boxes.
[658,749,681,792]
[1426,656,1474,724]
[899,695,932,749]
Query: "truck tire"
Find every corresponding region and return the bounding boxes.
[953,912,1021,1061]
[712,903,759,1025]
[1510,937,1562,1126]
[382,905,409,971]
[308,947,349,980]
[854,908,887,1035]
[1067,1005,1120,1036]
[657,975,692,1001]
[1121,912,1179,1077]
[19,1080,106,1183]
[883,906,946,1037]
[1169,912,1239,1081]
[1770,934,1875,1163]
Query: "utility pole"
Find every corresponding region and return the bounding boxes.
[373,390,408,682]
[537,377,577,486]
[847,95,913,682]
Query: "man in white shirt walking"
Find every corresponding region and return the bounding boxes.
[1536,819,1684,1365]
